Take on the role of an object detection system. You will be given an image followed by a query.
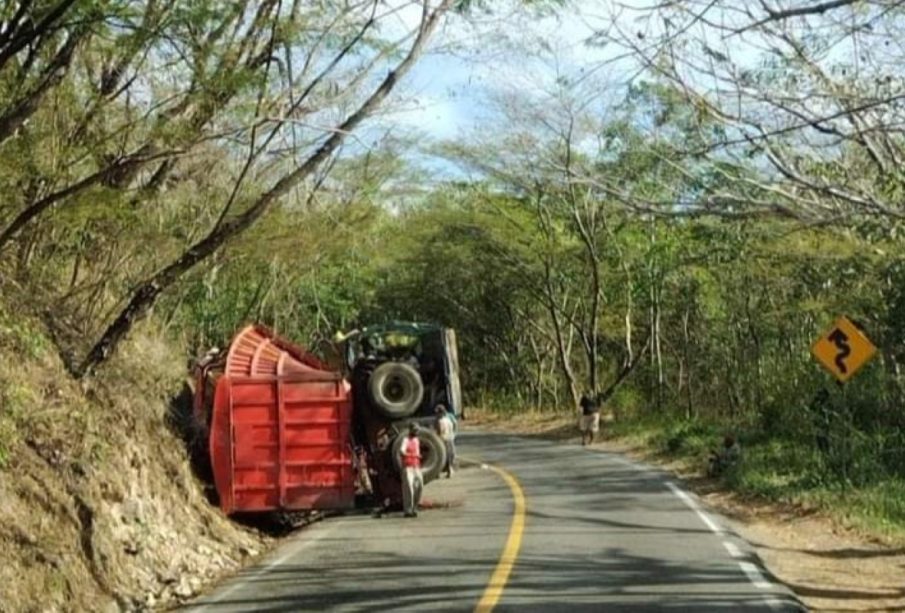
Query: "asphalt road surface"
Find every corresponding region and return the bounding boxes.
[185,431,804,612]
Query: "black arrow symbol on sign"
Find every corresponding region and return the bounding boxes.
[828,328,851,374]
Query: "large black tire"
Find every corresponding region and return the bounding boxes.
[392,427,447,484]
[368,362,424,419]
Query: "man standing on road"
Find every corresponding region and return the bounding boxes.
[435,405,456,478]
[579,392,600,446]
[399,423,423,518]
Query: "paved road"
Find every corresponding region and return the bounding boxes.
[185,432,804,612]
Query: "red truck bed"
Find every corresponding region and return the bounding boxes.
[203,325,355,514]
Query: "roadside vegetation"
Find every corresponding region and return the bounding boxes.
[2,0,905,605]
[607,413,905,542]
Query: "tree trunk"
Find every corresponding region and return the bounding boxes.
[598,331,652,405]
[682,308,694,420]
[0,1,78,73]
[546,286,579,409]
[0,31,82,146]
[0,154,152,252]
[654,285,664,410]
[73,0,454,378]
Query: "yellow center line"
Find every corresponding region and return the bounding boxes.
[474,462,526,613]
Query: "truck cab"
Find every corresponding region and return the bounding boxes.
[343,322,462,421]
[340,322,462,503]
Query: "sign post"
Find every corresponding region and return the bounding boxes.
[811,316,877,384]
[810,316,876,490]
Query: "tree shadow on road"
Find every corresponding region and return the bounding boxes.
[181,546,804,612]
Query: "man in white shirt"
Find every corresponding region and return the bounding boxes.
[435,405,456,478]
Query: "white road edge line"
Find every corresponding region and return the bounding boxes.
[614,461,789,609]
[739,561,773,589]
[723,540,743,558]
[665,482,723,534]
[666,481,784,608]
[615,455,790,608]
[191,520,339,612]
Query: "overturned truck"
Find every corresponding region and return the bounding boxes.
[344,322,462,506]
[191,323,461,515]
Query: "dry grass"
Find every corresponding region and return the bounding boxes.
[0,298,268,611]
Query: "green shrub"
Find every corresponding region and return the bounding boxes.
[610,387,643,421]
[659,419,719,456]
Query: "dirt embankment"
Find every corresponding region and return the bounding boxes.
[0,304,269,612]
[464,409,905,612]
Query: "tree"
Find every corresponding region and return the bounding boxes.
[597,1,905,224]
[434,61,667,407]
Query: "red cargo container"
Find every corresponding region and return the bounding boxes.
[199,325,355,515]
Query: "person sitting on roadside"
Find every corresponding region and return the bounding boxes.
[435,404,456,478]
[708,434,741,476]
[578,391,600,446]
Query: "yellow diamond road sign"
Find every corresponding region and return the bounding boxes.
[811,316,877,383]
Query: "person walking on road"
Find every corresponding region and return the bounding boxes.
[435,405,456,478]
[579,392,600,446]
[399,423,423,518]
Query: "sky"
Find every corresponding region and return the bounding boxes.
[335,0,892,199]
[377,1,623,142]
[338,0,641,185]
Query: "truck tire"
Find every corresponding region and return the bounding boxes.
[368,362,423,419]
[392,427,448,484]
